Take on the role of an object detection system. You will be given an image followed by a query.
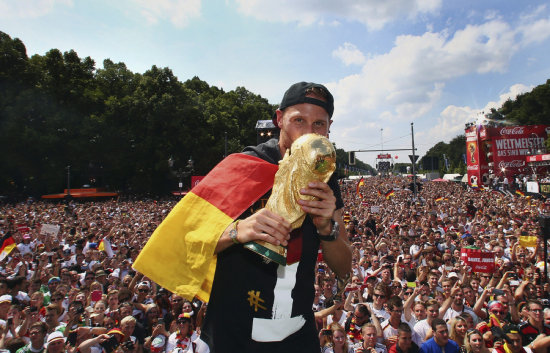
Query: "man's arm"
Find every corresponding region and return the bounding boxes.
[319,209,352,278]
[214,208,291,254]
[298,181,352,278]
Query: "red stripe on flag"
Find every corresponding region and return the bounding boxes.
[191,154,278,219]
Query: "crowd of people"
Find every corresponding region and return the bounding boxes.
[0,173,548,353]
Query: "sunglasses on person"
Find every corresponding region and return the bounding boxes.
[138,288,148,293]
[374,293,386,299]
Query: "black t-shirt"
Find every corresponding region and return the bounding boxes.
[201,138,343,353]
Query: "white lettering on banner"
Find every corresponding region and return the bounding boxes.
[251,262,305,342]
[467,165,479,171]
[495,137,544,150]
[500,126,525,135]
[498,160,525,169]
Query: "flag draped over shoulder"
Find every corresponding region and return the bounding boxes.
[0,234,16,261]
[133,154,278,302]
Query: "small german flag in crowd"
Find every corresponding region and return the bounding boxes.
[356,177,365,198]
[435,196,444,202]
[515,190,525,197]
[385,189,395,199]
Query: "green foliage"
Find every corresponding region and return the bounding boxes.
[419,135,466,175]
[499,79,550,125]
[0,32,370,196]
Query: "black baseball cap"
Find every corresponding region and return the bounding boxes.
[273,82,334,125]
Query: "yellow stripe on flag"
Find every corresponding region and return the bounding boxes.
[519,236,537,248]
[133,192,232,302]
[0,243,16,261]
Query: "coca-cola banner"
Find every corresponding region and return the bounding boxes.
[465,126,482,187]
[485,125,549,177]
[460,248,495,273]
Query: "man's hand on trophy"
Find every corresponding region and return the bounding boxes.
[298,181,336,234]
[238,209,291,246]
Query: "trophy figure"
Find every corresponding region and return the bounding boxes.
[244,133,336,266]
[468,142,476,163]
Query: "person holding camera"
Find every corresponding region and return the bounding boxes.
[77,328,125,353]
[165,313,208,353]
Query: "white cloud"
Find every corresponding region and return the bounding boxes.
[234,0,442,30]
[481,83,532,114]
[131,0,201,28]
[0,0,72,19]
[332,42,366,66]
[416,83,532,154]
[329,10,550,126]
[326,6,550,153]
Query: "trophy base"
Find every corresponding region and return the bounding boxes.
[244,240,287,266]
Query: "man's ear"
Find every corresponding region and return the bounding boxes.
[276,110,284,128]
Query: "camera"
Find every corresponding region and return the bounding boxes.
[122,341,135,350]
[100,335,120,353]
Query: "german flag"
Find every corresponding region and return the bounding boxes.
[515,190,525,197]
[377,190,382,196]
[435,196,443,202]
[385,189,395,199]
[0,233,16,261]
[343,213,351,223]
[133,154,278,302]
[356,177,365,198]
[519,235,537,247]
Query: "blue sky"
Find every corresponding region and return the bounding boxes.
[2,0,550,166]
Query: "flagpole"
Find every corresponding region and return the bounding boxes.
[411,123,418,200]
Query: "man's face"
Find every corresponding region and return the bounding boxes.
[398,331,412,351]
[528,304,543,324]
[45,310,58,325]
[29,328,46,347]
[453,289,464,305]
[0,302,10,317]
[429,275,438,287]
[362,327,377,348]
[373,290,386,306]
[414,304,427,320]
[433,324,449,346]
[427,305,439,320]
[276,102,331,152]
[442,281,452,295]
[354,309,368,326]
[48,339,65,353]
[463,287,474,301]
[505,333,523,353]
[389,306,404,321]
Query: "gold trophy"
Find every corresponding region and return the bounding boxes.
[244,133,336,266]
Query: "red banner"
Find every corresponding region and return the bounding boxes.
[460,248,495,273]
[191,176,205,189]
[484,125,549,177]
